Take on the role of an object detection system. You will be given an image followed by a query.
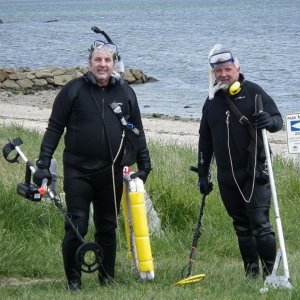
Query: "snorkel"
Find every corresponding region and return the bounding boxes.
[208,44,224,100]
[91,26,125,84]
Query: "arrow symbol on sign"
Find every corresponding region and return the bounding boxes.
[291,120,300,131]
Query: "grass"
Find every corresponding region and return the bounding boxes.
[0,124,299,299]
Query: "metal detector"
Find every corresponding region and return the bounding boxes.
[2,137,103,274]
[256,95,293,292]
[174,166,212,286]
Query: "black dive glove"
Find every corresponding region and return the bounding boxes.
[33,160,52,187]
[130,169,149,183]
[131,159,152,183]
[252,112,274,130]
[198,177,213,195]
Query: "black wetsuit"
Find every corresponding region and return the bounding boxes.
[38,75,151,284]
[198,74,283,277]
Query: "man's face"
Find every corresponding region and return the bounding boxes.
[213,63,240,87]
[89,49,115,86]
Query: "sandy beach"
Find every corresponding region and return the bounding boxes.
[0,89,295,160]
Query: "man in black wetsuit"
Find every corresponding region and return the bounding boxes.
[197,44,283,279]
[33,38,151,291]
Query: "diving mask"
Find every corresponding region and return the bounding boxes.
[209,51,235,68]
[92,40,118,54]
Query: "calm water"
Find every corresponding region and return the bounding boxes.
[0,0,299,119]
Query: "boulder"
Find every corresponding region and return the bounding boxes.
[52,69,65,76]
[8,73,18,80]
[15,72,28,80]
[17,78,34,88]
[124,69,136,83]
[53,74,73,86]
[0,70,7,82]
[131,69,144,80]
[35,71,53,79]
[26,73,36,80]
[32,78,48,86]
[2,79,20,88]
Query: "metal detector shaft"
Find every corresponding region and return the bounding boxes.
[257,95,290,280]
[173,166,207,286]
[15,145,36,173]
[187,193,206,277]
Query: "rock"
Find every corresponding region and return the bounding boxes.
[53,74,73,86]
[74,70,83,78]
[0,66,157,91]
[44,19,59,23]
[2,79,20,88]
[131,69,144,80]
[134,79,143,85]
[17,78,34,88]
[46,77,55,84]
[147,76,159,83]
[79,66,89,74]
[32,78,48,86]
[0,19,3,24]
[35,71,53,79]
[26,73,36,80]
[52,69,65,76]
[124,69,136,83]
[0,70,7,82]
[8,73,18,80]
[1,67,15,74]
[15,72,28,80]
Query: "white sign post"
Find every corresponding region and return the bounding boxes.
[286,113,300,170]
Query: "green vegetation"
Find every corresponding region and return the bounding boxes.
[0,124,299,299]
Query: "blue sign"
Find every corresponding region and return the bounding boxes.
[291,120,300,131]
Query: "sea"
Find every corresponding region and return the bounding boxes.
[0,0,299,120]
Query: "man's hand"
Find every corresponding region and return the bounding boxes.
[33,160,52,186]
[198,177,213,195]
[252,112,274,130]
[130,169,149,183]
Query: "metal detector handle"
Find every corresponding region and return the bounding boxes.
[256,94,264,113]
[38,178,48,195]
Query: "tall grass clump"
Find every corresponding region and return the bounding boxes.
[0,124,299,299]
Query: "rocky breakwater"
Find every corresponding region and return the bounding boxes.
[0,66,157,90]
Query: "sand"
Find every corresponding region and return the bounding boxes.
[0,89,296,160]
